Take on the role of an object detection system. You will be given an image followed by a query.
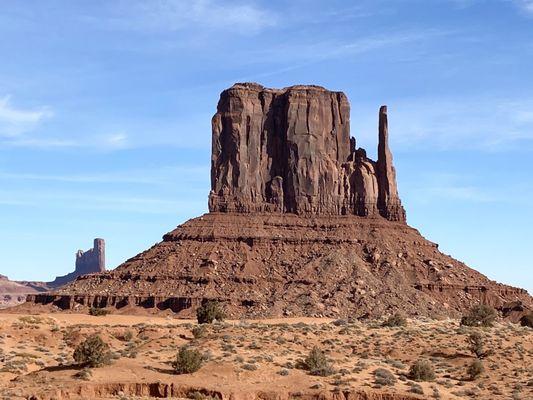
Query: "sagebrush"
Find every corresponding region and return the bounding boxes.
[460,304,497,327]
[408,360,435,382]
[173,346,203,374]
[300,346,334,376]
[196,301,225,324]
[73,335,111,368]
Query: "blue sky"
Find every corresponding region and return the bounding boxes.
[0,0,532,293]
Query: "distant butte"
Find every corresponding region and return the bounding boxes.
[27,83,532,321]
[48,238,106,288]
[1,239,106,308]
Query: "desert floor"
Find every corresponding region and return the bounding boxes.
[0,313,531,400]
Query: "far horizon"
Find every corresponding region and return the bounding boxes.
[1,1,532,294]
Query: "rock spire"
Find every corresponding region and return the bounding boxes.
[377,106,405,221]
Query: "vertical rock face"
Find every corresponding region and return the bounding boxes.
[49,238,106,287]
[377,106,406,222]
[75,238,106,275]
[209,83,406,222]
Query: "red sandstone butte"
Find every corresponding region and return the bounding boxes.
[209,83,404,221]
[27,83,532,320]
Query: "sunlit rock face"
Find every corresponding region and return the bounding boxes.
[209,83,405,222]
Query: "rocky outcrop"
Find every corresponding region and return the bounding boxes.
[0,274,33,309]
[1,240,106,309]
[209,83,406,221]
[75,238,106,275]
[32,213,532,319]
[27,83,532,320]
[49,238,106,287]
[0,275,42,309]
[20,381,425,400]
[377,106,405,221]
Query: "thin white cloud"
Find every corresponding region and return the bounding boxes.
[3,137,79,148]
[231,29,454,83]
[417,184,496,203]
[102,0,277,34]
[402,172,531,205]
[351,96,533,152]
[0,166,208,185]
[514,0,533,13]
[0,96,53,137]
[101,132,128,150]
[243,29,452,66]
[0,189,203,214]
[1,132,131,151]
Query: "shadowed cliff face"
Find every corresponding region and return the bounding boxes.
[208,83,405,222]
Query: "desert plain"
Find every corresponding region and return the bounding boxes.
[0,311,531,400]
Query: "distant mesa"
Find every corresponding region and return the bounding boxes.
[26,83,532,321]
[0,274,39,309]
[0,238,105,308]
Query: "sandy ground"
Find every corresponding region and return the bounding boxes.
[0,313,531,399]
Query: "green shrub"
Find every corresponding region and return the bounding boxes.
[242,363,258,371]
[408,360,435,382]
[192,325,208,339]
[73,335,111,368]
[114,329,134,341]
[188,391,219,400]
[382,313,407,327]
[520,313,533,328]
[374,368,397,386]
[409,383,424,395]
[196,301,225,324]
[467,331,488,358]
[89,307,111,316]
[173,346,203,374]
[123,330,134,341]
[460,304,497,327]
[74,367,92,380]
[467,359,484,380]
[301,346,334,376]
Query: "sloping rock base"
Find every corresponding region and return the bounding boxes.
[29,213,530,319]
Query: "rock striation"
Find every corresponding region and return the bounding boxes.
[49,238,106,287]
[209,83,405,221]
[27,83,531,320]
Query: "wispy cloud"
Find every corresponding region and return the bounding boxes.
[265,29,450,63]
[514,0,533,13]
[232,29,453,81]
[0,95,124,150]
[2,137,78,148]
[0,166,208,185]
[0,189,205,214]
[404,172,501,205]
[100,132,128,150]
[0,96,53,137]
[449,0,533,14]
[351,96,533,152]
[97,0,277,34]
[402,171,533,206]
[1,132,132,151]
